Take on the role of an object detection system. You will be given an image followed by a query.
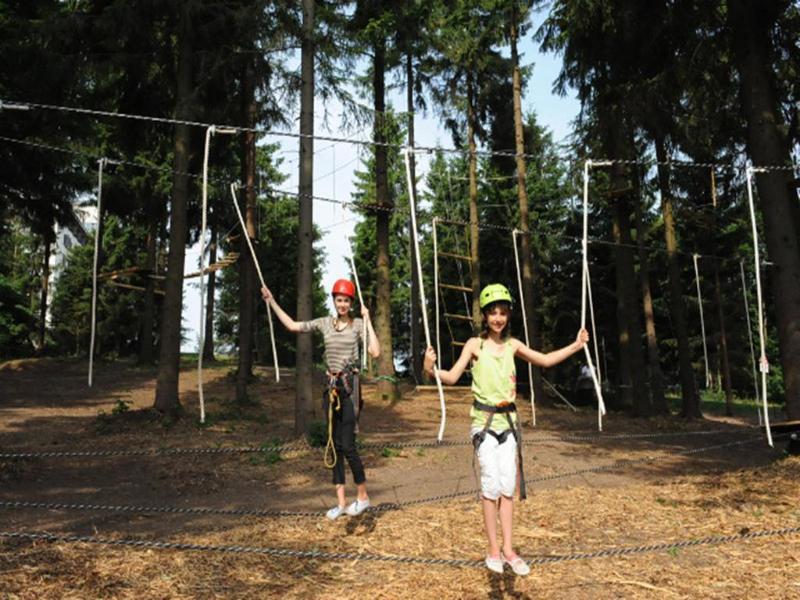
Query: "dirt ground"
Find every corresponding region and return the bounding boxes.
[1,357,798,599]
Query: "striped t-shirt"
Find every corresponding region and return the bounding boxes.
[299,317,363,373]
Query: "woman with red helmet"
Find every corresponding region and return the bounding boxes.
[261,279,380,520]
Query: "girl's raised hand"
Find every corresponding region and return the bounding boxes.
[575,328,589,349]
[261,286,273,302]
[423,346,437,374]
[360,305,370,320]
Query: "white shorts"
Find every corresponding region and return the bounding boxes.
[472,428,518,500]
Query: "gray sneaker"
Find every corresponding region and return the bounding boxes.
[345,498,370,516]
[326,505,345,520]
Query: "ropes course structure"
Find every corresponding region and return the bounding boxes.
[3,100,796,586]
[0,122,786,440]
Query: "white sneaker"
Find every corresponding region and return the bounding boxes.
[502,553,531,576]
[485,555,504,574]
[326,505,345,520]
[345,498,370,516]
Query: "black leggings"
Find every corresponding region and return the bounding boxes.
[324,390,366,486]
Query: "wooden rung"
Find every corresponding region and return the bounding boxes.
[443,313,473,322]
[603,185,634,198]
[183,254,241,279]
[437,251,472,261]
[98,266,146,280]
[107,281,165,295]
[438,283,472,293]
[451,341,466,346]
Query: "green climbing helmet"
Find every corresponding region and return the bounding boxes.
[479,283,513,309]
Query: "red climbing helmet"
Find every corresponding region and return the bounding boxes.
[331,278,356,299]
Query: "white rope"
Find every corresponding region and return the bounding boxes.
[692,254,711,389]
[581,161,607,431]
[511,229,535,426]
[739,260,761,424]
[432,218,442,368]
[229,183,280,384]
[542,376,578,412]
[343,239,368,371]
[745,168,772,447]
[404,148,447,442]
[88,158,105,388]
[198,127,236,422]
[584,261,603,388]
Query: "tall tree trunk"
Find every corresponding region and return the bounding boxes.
[295,0,316,433]
[634,190,667,414]
[510,14,544,407]
[237,59,257,403]
[654,135,701,418]
[138,208,158,365]
[729,0,800,419]
[602,111,649,416]
[202,223,217,362]
[37,226,53,352]
[609,188,649,415]
[154,4,193,415]
[406,48,422,383]
[713,261,734,415]
[373,39,397,400]
[466,73,481,331]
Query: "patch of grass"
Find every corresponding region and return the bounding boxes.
[381,447,402,458]
[248,441,283,466]
[667,547,680,558]
[198,399,269,428]
[415,448,426,457]
[111,399,131,416]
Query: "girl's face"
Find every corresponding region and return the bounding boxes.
[333,294,352,317]
[485,304,510,336]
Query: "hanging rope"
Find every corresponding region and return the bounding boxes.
[739,260,761,424]
[198,127,236,422]
[345,252,368,371]
[88,158,106,388]
[745,168,772,447]
[581,161,607,431]
[323,381,341,469]
[432,218,442,369]
[583,261,603,388]
[511,229,536,426]
[692,254,711,389]
[404,148,447,442]
[229,184,280,384]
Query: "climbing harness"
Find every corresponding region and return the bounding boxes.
[471,399,527,500]
[323,364,361,469]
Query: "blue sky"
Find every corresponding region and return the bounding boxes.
[182,13,580,352]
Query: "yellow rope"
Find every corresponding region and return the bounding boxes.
[324,387,341,469]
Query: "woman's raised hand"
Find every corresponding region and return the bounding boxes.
[360,305,370,320]
[260,286,273,303]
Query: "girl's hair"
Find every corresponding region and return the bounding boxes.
[479,301,512,340]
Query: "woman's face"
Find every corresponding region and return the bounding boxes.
[485,303,510,335]
[333,294,352,317]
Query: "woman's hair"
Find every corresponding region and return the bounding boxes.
[478,301,512,340]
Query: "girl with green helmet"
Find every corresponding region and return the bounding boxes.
[423,283,588,576]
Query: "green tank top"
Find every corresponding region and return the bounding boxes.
[470,339,518,432]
